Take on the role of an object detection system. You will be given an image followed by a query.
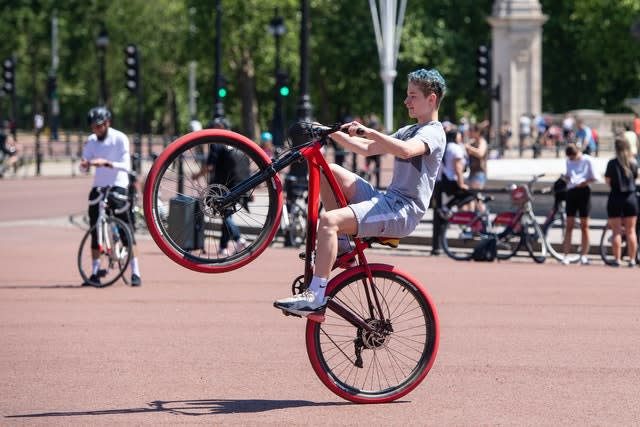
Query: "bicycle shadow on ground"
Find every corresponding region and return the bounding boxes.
[6,397,361,419]
[0,284,82,289]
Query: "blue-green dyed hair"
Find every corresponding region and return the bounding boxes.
[408,68,446,107]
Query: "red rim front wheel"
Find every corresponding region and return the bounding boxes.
[143,129,282,273]
[305,264,439,403]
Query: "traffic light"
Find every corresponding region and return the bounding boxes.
[217,75,228,99]
[476,44,490,89]
[276,69,289,97]
[217,75,227,99]
[124,44,139,92]
[2,57,15,94]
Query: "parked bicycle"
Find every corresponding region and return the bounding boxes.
[127,171,148,234]
[143,123,439,403]
[77,186,134,287]
[439,175,547,263]
[280,174,308,248]
[599,190,640,266]
[540,176,582,263]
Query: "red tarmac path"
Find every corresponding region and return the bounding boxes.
[1,176,640,426]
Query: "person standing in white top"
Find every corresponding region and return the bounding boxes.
[519,113,532,155]
[562,143,599,265]
[80,106,142,286]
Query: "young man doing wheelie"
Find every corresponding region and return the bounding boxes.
[274,68,447,316]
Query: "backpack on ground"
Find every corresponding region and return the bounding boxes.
[471,236,497,262]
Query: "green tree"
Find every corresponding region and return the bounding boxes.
[1,0,637,140]
[541,0,640,112]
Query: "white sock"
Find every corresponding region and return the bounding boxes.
[92,259,100,275]
[130,258,140,276]
[308,276,328,301]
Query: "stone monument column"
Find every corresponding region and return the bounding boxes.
[487,0,547,153]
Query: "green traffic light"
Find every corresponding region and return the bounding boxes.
[279,86,289,97]
[218,88,227,98]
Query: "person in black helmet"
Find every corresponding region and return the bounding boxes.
[80,106,142,286]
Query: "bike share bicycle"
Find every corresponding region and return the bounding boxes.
[143,123,439,403]
[439,175,547,263]
[77,186,134,287]
[599,189,640,266]
[540,176,582,263]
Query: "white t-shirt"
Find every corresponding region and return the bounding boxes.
[565,154,598,190]
[519,115,531,136]
[624,130,638,156]
[387,121,446,215]
[82,128,131,188]
[441,142,466,181]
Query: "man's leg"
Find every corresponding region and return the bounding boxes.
[320,163,359,211]
[314,207,358,279]
[274,164,359,316]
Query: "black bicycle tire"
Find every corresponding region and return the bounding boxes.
[440,220,478,261]
[77,216,133,287]
[143,129,281,273]
[305,265,438,403]
[599,224,639,265]
[492,224,522,260]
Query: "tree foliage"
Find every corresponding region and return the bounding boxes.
[0,0,638,138]
[540,0,640,112]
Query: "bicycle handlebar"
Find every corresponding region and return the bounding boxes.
[289,121,365,148]
[88,186,131,214]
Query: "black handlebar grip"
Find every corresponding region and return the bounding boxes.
[340,127,365,135]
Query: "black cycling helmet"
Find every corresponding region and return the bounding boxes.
[87,106,112,126]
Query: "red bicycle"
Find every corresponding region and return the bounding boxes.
[143,122,439,403]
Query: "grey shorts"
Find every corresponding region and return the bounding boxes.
[348,175,420,238]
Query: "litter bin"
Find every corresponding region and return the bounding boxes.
[167,195,204,251]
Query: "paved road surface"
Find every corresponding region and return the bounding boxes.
[1,177,639,426]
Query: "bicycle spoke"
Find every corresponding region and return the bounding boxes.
[144,130,281,273]
[306,268,438,403]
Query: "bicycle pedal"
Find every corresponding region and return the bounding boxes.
[281,309,302,319]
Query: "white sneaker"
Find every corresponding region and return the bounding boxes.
[274,289,328,317]
[228,238,247,255]
[580,255,590,265]
[561,257,571,265]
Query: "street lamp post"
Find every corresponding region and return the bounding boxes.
[95,27,109,106]
[269,8,286,148]
[212,0,225,121]
[296,0,313,121]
